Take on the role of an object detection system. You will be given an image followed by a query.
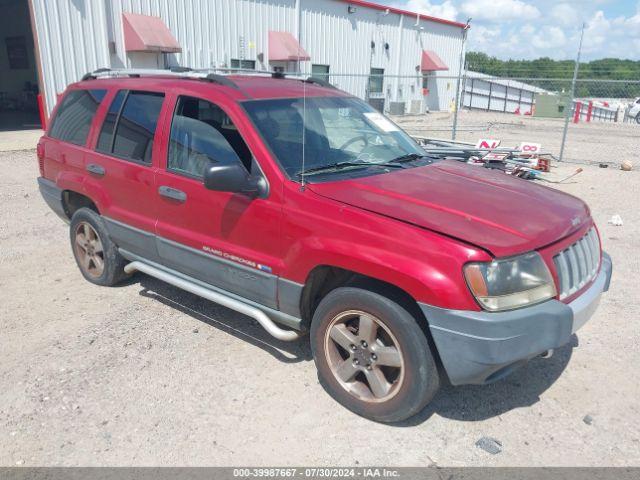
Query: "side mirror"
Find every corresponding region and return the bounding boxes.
[203,162,267,198]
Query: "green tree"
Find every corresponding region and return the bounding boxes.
[465,52,640,97]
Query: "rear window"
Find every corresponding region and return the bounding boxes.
[96,90,164,164]
[49,89,107,145]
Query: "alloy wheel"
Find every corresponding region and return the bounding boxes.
[324,310,405,403]
[73,221,105,278]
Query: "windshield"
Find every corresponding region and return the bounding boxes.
[243,96,426,180]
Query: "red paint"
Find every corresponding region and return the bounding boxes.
[36,140,45,176]
[586,101,593,122]
[337,0,468,28]
[269,31,310,61]
[40,75,598,313]
[476,139,500,149]
[421,50,448,72]
[37,93,47,130]
[573,101,582,123]
[309,160,589,258]
[153,89,284,283]
[122,12,181,53]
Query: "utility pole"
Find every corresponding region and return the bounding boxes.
[452,18,471,141]
[559,22,586,162]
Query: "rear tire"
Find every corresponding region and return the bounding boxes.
[69,208,129,286]
[636,114,640,124]
[310,287,440,423]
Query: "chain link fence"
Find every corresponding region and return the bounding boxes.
[328,72,639,168]
[214,67,637,168]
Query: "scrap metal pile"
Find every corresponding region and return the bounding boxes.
[414,136,582,184]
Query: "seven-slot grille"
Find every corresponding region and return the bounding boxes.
[553,227,601,300]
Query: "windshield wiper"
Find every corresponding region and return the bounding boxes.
[296,154,429,178]
[297,160,402,177]
[381,153,430,165]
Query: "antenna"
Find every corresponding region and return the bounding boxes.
[300,65,307,190]
[296,22,307,190]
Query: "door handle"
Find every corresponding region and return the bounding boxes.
[158,186,187,203]
[86,163,105,176]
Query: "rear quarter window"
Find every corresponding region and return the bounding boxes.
[49,89,107,146]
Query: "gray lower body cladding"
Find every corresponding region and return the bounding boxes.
[102,217,279,309]
[421,252,613,385]
[101,217,305,330]
[37,177,68,222]
[35,177,305,330]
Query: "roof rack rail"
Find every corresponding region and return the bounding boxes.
[81,68,111,81]
[202,73,239,89]
[303,76,337,89]
[268,71,337,89]
[80,68,240,89]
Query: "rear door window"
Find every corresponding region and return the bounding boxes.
[96,90,164,164]
[49,89,107,146]
[96,90,126,153]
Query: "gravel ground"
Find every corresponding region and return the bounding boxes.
[0,130,42,152]
[1,149,638,466]
[392,110,638,168]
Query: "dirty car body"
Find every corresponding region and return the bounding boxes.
[37,71,612,422]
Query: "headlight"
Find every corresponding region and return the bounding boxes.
[464,252,556,312]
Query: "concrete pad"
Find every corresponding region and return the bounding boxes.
[0,129,43,152]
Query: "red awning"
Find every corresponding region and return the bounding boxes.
[421,50,448,72]
[269,31,310,62]
[122,12,181,53]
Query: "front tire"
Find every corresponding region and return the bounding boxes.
[310,287,440,423]
[69,208,129,286]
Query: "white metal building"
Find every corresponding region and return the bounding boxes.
[0,0,467,129]
[462,71,548,115]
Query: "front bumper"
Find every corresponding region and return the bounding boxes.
[420,252,612,385]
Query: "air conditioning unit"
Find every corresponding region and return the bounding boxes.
[389,101,406,115]
[409,99,424,114]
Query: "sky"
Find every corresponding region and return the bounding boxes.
[377,0,640,61]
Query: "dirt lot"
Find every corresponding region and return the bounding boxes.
[393,110,638,168]
[1,148,639,466]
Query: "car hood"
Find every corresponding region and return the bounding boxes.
[308,160,591,257]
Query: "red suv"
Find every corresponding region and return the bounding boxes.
[37,69,612,422]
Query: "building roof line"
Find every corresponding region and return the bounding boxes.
[336,0,468,29]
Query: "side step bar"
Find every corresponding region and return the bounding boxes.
[124,261,302,342]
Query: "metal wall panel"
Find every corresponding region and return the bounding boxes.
[31,0,111,115]
[299,0,464,111]
[300,0,401,102]
[463,72,541,114]
[506,85,521,101]
[32,0,464,113]
[505,99,520,113]
[106,0,297,69]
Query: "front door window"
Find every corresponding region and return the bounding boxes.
[168,96,251,179]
